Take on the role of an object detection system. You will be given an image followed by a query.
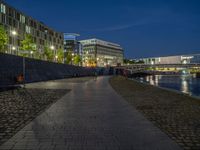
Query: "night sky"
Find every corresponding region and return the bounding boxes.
[5,0,200,58]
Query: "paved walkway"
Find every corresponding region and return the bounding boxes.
[0,77,181,150]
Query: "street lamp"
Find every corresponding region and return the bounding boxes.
[11,30,17,55]
[50,45,55,50]
[96,57,99,66]
[11,30,17,36]
[12,46,16,50]
[55,55,58,62]
[50,45,56,62]
[71,53,75,65]
[30,51,33,58]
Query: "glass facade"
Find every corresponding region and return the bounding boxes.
[63,33,82,65]
[190,54,200,64]
[0,1,63,57]
[64,34,82,54]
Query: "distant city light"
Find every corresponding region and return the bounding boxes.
[11,30,17,36]
[151,61,154,65]
[182,60,187,64]
[50,46,55,50]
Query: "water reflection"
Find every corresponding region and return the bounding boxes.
[138,75,200,97]
[181,77,189,94]
[145,75,160,86]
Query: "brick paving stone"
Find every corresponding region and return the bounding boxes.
[0,88,68,146]
[0,77,181,150]
[110,76,200,150]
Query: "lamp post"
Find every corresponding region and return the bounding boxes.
[50,45,55,62]
[96,57,99,67]
[30,51,33,58]
[12,46,16,51]
[11,30,17,55]
[50,45,55,50]
[71,52,74,65]
[55,55,58,62]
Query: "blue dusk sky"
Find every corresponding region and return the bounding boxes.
[5,0,200,58]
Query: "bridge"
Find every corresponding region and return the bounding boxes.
[115,64,200,74]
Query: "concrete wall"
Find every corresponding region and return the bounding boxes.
[0,53,95,87]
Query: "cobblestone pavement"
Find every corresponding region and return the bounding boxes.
[0,77,181,150]
[0,88,69,146]
[109,76,200,150]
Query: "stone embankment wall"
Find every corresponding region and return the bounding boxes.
[0,53,95,86]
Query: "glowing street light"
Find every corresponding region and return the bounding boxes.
[11,30,17,54]
[12,46,16,50]
[11,30,17,36]
[30,51,34,58]
[50,45,55,50]
[54,55,58,62]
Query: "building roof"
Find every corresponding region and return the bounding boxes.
[80,38,123,50]
[140,53,200,60]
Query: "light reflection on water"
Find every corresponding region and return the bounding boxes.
[138,75,200,97]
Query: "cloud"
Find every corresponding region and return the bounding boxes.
[94,23,139,32]
[84,19,149,33]
[83,8,178,33]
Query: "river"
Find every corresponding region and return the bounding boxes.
[137,75,200,97]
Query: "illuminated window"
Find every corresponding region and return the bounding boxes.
[0,4,6,14]
[20,15,25,23]
[25,25,31,33]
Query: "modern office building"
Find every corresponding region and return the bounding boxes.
[0,0,63,58]
[63,33,82,65]
[80,38,124,67]
[64,33,82,55]
[140,54,200,65]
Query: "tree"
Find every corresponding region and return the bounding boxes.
[35,50,42,60]
[20,34,36,57]
[136,60,144,64]
[57,48,64,63]
[43,45,54,61]
[123,59,136,64]
[0,25,8,53]
[65,51,72,64]
[123,59,128,64]
[123,59,144,64]
[73,54,81,65]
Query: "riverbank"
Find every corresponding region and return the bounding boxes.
[136,74,200,97]
[109,76,200,150]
